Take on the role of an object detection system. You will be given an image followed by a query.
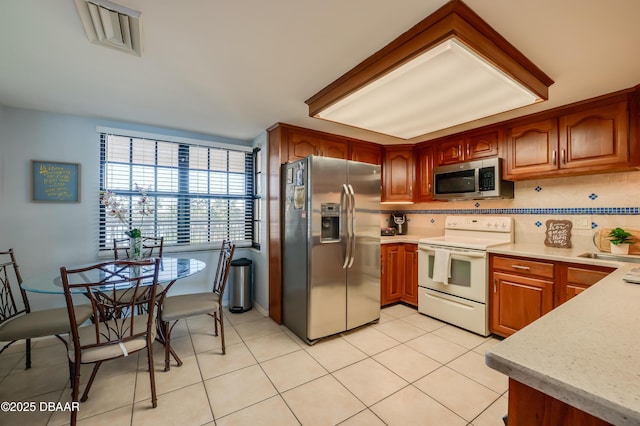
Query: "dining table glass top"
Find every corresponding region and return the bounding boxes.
[21,257,206,294]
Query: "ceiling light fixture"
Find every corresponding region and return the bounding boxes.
[74,0,142,56]
[306,0,553,140]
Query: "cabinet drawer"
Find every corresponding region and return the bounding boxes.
[492,256,555,279]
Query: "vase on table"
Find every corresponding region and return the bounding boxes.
[130,237,143,259]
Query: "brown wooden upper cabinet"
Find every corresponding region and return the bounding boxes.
[382,145,415,202]
[436,129,499,166]
[415,143,435,201]
[287,131,349,161]
[350,141,383,165]
[505,117,559,178]
[505,100,630,179]
[560,101,629,170]
[437,137,465,165]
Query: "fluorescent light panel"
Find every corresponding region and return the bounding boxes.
[317,38,540,139]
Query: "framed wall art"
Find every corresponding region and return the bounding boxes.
[31,160,80,202]
[544,219,572,248]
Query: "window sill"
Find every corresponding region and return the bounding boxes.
[98,241,253,259]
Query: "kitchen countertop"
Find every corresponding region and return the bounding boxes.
[485,244,640,425]
[380,235,421,244]
[488,242,629,268]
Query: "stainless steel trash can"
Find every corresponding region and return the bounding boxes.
[229,258,252,313]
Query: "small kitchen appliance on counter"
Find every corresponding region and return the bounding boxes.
[381,227,396,236]
[391,212,407,235]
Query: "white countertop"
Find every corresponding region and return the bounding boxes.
[485,244,640,425]
[381,232,446,244]
[488,242,630,268]
[380,235,421,244]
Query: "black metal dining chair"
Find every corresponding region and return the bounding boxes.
[159,240,235,371]
[0,248,93,370]
[60,258,161,426]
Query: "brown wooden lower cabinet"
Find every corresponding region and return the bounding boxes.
[489,254,614,337]
[381,243,418,307]
[556,264,613,306]
[402,244,418,305]
[491,271,554,337]
[507,379,612,426]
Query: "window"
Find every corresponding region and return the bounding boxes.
[252,147,262,249]
[99,132,254,251]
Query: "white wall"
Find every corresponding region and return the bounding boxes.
[0,107,264,311]
[0,104,5,205]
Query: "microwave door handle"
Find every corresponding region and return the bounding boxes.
[347,184,356,268]
[341,184,351,269]
[474,167,481,194]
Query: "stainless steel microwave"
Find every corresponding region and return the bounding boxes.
[432,158,514,200]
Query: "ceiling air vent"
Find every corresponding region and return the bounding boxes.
[74,0,142,56]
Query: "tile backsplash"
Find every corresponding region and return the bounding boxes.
[381,170,640,251]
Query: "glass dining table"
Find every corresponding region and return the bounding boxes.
[21,257,207,373]
[21,257,207,294]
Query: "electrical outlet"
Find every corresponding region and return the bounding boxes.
[574,215,591,230]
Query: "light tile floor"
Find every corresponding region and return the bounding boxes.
[0,304,508,425]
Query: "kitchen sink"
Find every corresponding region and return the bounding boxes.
[577,252,640,264]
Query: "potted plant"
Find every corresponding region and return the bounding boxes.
[607,227,634,254]
[100,184,154,259]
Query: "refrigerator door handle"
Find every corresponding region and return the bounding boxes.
[341,184,351,269]
[347,184,356,268]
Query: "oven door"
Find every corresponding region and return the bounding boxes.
[417,243,487,304]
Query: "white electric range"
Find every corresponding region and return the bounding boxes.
[417,216,513,336]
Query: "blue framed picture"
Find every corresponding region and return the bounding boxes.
[31,160,80,202]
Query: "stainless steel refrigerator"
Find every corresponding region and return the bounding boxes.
[282,156,381,343]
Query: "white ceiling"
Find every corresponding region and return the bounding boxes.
[1,0,640,145]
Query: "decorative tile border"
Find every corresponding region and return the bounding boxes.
[381,207,640,215]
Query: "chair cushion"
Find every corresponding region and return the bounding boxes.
[0,304,93,341]
[69,315,156,364]
[161,293,220,323]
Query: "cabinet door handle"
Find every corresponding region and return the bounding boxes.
[552,150,557,165]
[428,183,431,194]
[511,265,531,271]
[493,278,497,293]
[561,149,566,164]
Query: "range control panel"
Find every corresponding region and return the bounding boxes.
[444,216,512,233]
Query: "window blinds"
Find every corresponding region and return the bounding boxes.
[99,133,254,250]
